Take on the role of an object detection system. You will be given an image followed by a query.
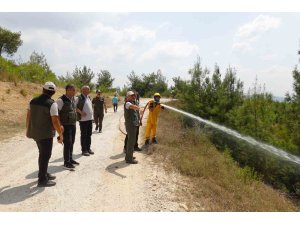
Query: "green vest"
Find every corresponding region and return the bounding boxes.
[28,94,55,140]
[92,96,105,114]
[124,102,139,128]
[59,95,77,125]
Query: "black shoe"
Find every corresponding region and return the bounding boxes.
[134,147,142,151]
[37,180,56,187]
[82,151,90,156]
[64,162,75,170]
[126,159,138,164]
[99,130,102,133]
[145,139,150,145]
[152,138,158,144]
[88,149,94,155]
[95,125,98,131]
[70,159,80,165]
[47,173,56,180]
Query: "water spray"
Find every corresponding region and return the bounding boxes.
[161,104,300,166]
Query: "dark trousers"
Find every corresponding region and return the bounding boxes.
[35,138,53,182]
[113,103,118,112]
[125,126,138,161]
[94,113,104,131]
[124,126,139,150]
[63,124,76,163]
[79,120,93,152]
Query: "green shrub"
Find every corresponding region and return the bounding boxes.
[236,166,261,184]
[20,89,27,97]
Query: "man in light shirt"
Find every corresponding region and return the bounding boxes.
[76,86,94,156]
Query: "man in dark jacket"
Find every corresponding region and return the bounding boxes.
[26,82,64,187]
[124,91,140,164]
[92,89,107,133]
[123,98,142,153]
[56,84,79,170]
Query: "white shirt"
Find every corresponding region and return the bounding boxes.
[56,96,74,111]
[75,95,94,121]
[27,102,58,116]
[125,102,133,110]
[50,103,59,116]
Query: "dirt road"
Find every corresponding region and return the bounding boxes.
[0,99,182,212]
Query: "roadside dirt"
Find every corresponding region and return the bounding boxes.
[0,98,185,212]
[0,81,65,141]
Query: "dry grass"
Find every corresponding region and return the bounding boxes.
[0,72,20,84]
[0,81,65,141]
[151,106,298,211]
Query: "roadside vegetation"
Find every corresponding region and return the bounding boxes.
[152,106,299,211]
[172,58,300,197]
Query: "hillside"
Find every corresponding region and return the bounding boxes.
[0,81,64,141]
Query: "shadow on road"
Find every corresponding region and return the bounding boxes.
[49,153,82,164]
[106,160,129,179]
[0,181,44,205]
[110,153,125,160]
[25,165,67,179]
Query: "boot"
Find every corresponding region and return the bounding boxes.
[145,139,150,145]
[152,137,157,144]
[126,159,138,164]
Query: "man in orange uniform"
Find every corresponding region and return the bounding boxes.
[141,93,164,145]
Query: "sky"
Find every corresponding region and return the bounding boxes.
[1,12,300,96]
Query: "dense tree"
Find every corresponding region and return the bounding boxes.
[0,26,23,57]
[127,70,145,94]
[29,51,51,71]
[96,70,114,91]
[175,58,244,122]
[72,65,95,89]
[18,51,57,83]
[289,67,300,154]
[291,66,300,103]
[173,57,300,196]
[127,69,168,97]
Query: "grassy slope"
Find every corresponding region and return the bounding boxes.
[150,103,298,211]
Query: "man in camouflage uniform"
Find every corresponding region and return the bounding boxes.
[92,89,107,133]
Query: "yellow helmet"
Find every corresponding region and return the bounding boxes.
[154,92,161,97]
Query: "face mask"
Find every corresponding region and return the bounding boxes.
[154,97,160,103]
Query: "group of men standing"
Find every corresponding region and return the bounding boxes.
[26,82,107,187]
[26,81,164,187]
